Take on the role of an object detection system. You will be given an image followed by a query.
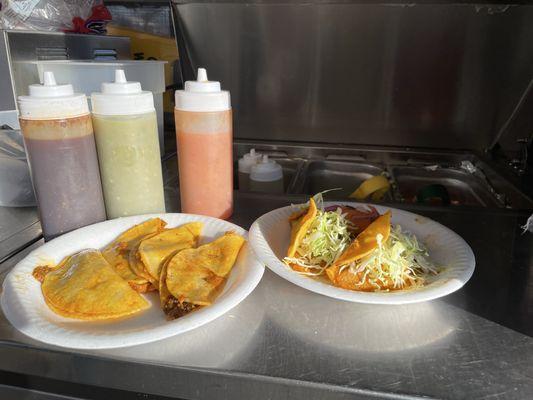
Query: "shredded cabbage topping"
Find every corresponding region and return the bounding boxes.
[339,225,439,290]
[284,207,353,276]
[284,197,439,289]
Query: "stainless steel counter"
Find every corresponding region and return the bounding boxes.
[0,190,532,399]
[0,205,40,264]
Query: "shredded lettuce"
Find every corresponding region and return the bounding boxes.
[284,207,352,276]
[312,189,341,210]
[342,225,439,289]
[285,194,439,288]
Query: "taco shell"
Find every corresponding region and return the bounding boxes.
[139,222,202,283]
[326,211,391,287]
[164,232,245,307]
[286,198,318,258]
[102,218,166,290]
[37,249,149,320]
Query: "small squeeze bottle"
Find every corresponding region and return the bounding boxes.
[238,149,261,191]
[250,155,284,194]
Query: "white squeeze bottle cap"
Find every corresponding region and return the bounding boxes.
[91,69,155,115]
[175,68,231,112]
[18,71,89,119]
[238,149,262,174]
[250,155,283,182]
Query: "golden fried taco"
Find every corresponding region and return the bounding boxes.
[285,198,318,273]
[33,249,149,320]
[138,222,203,283]
[160,232,245,320]
[284,195,438,291]
[102,218,166,292]
[326,211,393,291]
[128,234,159,286]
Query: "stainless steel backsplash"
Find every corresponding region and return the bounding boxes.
[172,2,533,152]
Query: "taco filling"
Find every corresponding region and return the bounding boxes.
[284,195,439,291]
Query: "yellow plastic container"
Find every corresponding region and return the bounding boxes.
[106,25,179,112]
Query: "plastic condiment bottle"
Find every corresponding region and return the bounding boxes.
[91,70,165,219]
[238,148,261,191]
[174,68,233,219]
[250,155,284,194]
[18,71,106,240]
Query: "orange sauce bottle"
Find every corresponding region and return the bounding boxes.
[174,68,233,219]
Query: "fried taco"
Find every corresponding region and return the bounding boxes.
[102,218,166,292]
[160,232,245,320]
[138,222,203,283]
[325,211,395,291]
[33,249,149,320]
[284,197,378,275]
[284,195,439,291]
[128,235,159,286]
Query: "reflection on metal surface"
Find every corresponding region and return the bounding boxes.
[391,166,502,207]
[264,273,456,354]
[172,3,533,153]
[95,289,265,369]
[0,206,40,265]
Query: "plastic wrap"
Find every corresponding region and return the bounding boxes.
[106,4,173,37]
[1,0,97,31]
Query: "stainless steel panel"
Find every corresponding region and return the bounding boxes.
[0,384,83,400]
[0,34,16,112]
[5,31,131,61]
[392,166,502,207]
[234,140,477,165]
[173,2,533,152]
[273,158,301,192]
[0,206,41,264]
[293,160,386,198]
[0,193,532,399]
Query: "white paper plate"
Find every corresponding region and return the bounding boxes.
[1,213,264,349]
[249,202,474,304]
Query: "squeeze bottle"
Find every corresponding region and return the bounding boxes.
[18,71,106,240]
[238,148,261,191]
[174,68,233,219]
[91,70,165,219]
[250,155,284,194]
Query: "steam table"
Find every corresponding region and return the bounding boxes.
[0,191,531,399]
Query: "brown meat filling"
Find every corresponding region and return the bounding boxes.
[163,296,197,320]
